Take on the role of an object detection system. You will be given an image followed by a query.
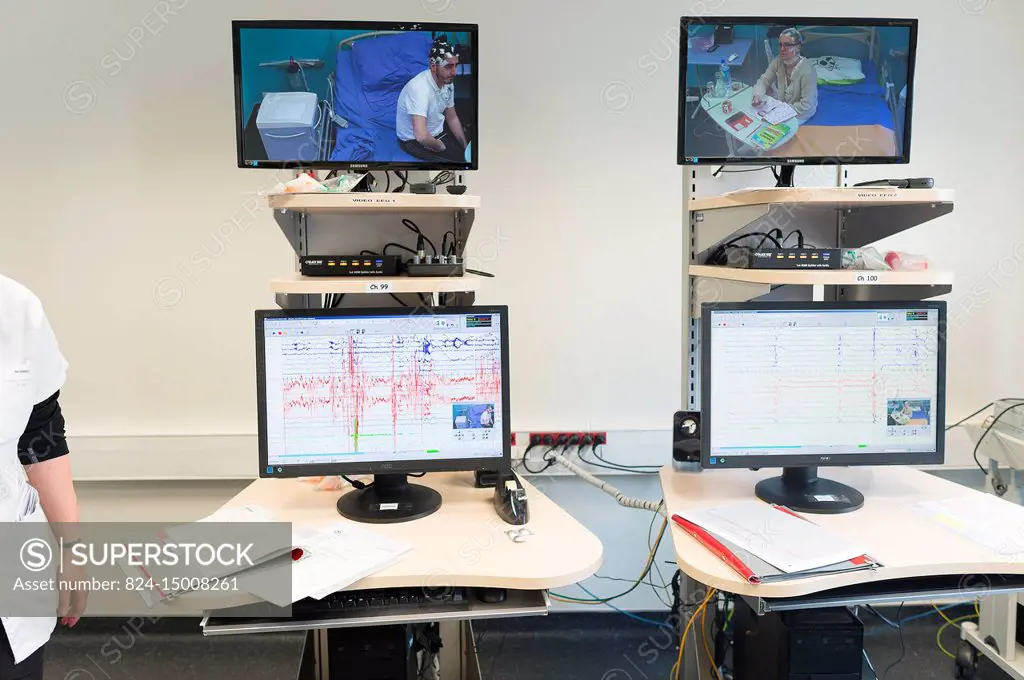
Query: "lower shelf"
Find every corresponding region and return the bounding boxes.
[271,273,484,295]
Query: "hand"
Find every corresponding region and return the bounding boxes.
[437,140,446,152]
[58,560,88,627]
[752,93,763,106]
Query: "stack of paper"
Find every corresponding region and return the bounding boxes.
[753,95,798,124]
[672,501,880,584]
[915,494,1024,561]
[232,521,413,606]
[121,505,412,608]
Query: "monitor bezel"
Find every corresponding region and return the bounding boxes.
[232,19,480,172]
[699,300,946,469]
[676,16,919,166]
[255,305,511,478]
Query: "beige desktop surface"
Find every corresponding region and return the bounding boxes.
[660,465,1024,598]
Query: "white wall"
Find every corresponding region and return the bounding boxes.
[2,0,1023,610]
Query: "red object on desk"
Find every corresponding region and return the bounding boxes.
[671,514,757,582]
[292,548,304,561]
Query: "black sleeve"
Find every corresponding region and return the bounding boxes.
[18,390,70,465]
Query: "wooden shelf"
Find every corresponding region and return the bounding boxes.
[270,273,484,295]
[267,192,480,213]
[688,187,954,212]
[689,265,954,287]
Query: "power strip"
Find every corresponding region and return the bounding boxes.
[405,262,464,277]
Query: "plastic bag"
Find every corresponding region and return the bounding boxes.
[266,173,366,195]
[842,248,929,271]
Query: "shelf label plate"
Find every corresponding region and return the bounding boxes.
[850,273,883,284]
[365,281,394,293]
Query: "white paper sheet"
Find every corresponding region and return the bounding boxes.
[915,494,1024,561]
[675,501,867,573]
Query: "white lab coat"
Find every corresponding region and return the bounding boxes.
[0,275,68,664]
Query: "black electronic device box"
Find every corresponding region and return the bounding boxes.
[405,261,464,277]
[713,25,735,45]
[742,248,842,270]
[410,183,437,194]
[733,601,863,680]
[854,177,935,189]
[300,255,401,277]
[672,411,702,469]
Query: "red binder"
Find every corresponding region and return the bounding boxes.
[670,512,880,584]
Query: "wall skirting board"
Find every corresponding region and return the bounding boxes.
[66,429,983,482]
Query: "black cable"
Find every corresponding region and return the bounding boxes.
[881,603,905,679]
[331,294,345,308]
[392,171,408,193]
[947,402,995,431]
[389,293,408,307]
[441,232,456,257]
[713,165,774,176]
[384,242,418,257]
[863,604,899,629]
[782,230,805,248]
[361,249,380,257]
[465,268,494,278]
[342,475,372,490]
[578,443,658,475]
[402,219,437,256]
[972,403,1024,474]
[521,446,556,474]
[592,445,661,470]
[408,472,426,478]
[384,171,391,194]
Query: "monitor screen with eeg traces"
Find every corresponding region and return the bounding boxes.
[700,301,946,470]
[256,306,510,479]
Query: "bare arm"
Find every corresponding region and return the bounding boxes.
[444,107,467,148]
[25,456,78,529]
[411,115,445,151]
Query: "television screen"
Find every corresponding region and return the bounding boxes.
[677,17,917,165]
[232,20,478,170]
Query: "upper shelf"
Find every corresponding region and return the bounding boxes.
[689,265,955,287]
[267,192,480,213]
[688,187,955,211]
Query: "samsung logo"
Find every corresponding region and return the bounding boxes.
[819,456,832,462]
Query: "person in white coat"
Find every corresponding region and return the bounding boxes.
[0,275,85,679]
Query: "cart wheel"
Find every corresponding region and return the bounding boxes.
[954,641,978,679]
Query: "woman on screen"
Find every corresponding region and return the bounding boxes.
[752,28,819,121]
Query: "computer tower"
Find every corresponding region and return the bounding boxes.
[324,625,417,680]
[733,600,863,680]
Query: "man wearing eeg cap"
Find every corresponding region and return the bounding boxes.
[752,27,819,121]
[396,34,470,163]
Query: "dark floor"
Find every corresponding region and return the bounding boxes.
[41,606,1004,680]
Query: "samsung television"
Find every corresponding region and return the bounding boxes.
[677,17,917,166]
[233,20,478,171]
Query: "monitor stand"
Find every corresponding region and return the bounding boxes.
[754,466,864,514]
[775,164,795,187]
[336,473,442,524]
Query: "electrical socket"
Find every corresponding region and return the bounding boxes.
[526,432,607,449]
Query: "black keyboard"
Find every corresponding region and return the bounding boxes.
[207,586,469,623]
[292,586,467,618]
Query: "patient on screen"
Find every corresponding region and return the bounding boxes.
[752,27,819,121]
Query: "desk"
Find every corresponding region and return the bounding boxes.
[660,466,1024,679]
[194,473,602,679]
[688,37,754,66]
[699,86,800,158]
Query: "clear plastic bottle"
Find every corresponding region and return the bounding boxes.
[720,58,732,95]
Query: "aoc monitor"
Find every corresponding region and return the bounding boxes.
[678,17,918,166]
[700,301,946,514]
[255,306,510,523]
[233,20,478,171]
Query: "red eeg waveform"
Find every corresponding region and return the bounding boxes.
[281,336,501,437]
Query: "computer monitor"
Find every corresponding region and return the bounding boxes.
[232,20,478,171]
[700,301,945,514]
[677,17,918,171]
[256,306,510,523]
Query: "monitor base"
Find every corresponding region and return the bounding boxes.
[336,474,442,524]
[754,467,864,514]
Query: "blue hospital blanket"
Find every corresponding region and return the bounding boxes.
[805,60,894,129]
[330,32,434,163]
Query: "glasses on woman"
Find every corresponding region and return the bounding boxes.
[779,40,799,49]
